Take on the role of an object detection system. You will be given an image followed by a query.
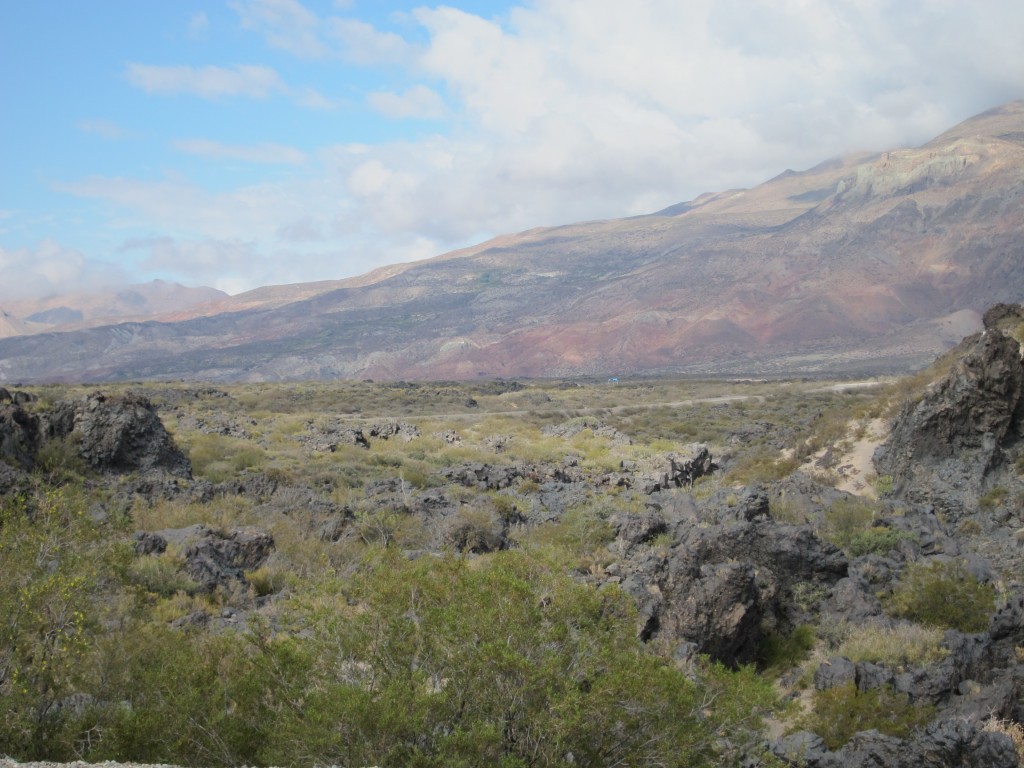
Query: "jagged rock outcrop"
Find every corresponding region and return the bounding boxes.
[367,421,420,441]
[40,392,191,477]
[874,329,1024,515]
[775,721,1019,768]
[1,390,189,482]
[0,402,40,471]
[542,418,633,445]
[141,524,275,592]
[607,511,848,665]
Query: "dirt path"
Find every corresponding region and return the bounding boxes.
[348,380,886,423]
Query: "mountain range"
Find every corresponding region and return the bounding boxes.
[2,101,1023,383]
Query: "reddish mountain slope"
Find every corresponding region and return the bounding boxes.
[1,102,1022,382]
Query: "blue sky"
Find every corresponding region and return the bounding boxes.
[2,0,1023,300]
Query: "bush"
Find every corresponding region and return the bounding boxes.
[980,486,1010,509]
[794,682,935,750]
[756,625,816,671]
[885,560,996,633]
[821,498,876,550]
[34,433,89,482]
[129,554,200,597]
[831,621,948,667]
[845,526,907,557]
[267,551,781,767]
[0,488,131,757]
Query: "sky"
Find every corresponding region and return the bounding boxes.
[2,1,1023,301]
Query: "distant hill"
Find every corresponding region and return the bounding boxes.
[1,102,1023,383]
[0,280,228,339]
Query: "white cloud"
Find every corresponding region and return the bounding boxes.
[0,239,125,301]
[124,62,335,109]
[76,119,132,140]
[188,11,210,40]
[172,138,307,165]
[124,63,285,99]
[47,0,1024,296]
[230,0,327,58]
[326,17,415,65]
[368,85,446,119]
[292,86,337,110]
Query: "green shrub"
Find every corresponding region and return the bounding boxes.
[244,566,290,597]
[726,450,800,485]
[821,498,876,550]
[129,554,200,597]
[0,488,131,757]
[34,433,89,482]
[885,560,996,633]
[794,682,935,750]
[872,474,894,495]
[980,486,1009,509]
[267,551,781,767]
[757,625,816,671]
[831,622,948,666]
[845,526,907,557]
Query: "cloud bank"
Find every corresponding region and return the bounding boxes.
[57,0,1024,295]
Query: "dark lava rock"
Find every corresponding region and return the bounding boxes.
[148,524,275,592]
[610,518,847,665]
[874,329,1024,515]
[0,403,40,471]
[42,392,191,477]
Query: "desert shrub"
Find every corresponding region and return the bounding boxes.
[79,626,270,765]
[794,682,935,750]
[129,554,200,597]
[726,450,800,485]
[0,488,132,757]
[984,717,1024,763]
[829,621,948,666]
[845,526,907,557]
[444,506,505,553]
[872,474,895,495]
[756,625,816,671]
[267,551,780,767]
[791,581,829,612]
[34,433,90,482]
[184,433,266,483]
[980,486,1010,509]
[885,560,996,633]
[519,503,615,558]
[820,497,876,550]
[244,566,291,597]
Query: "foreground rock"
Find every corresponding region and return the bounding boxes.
[874,329,1024,517]
[42,392,192,477]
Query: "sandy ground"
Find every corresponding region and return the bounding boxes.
[800,416,890,497]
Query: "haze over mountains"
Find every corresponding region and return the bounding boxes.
[2,101,1022,383]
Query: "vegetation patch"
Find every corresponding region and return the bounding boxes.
[885,560,997,633]
[793,682,936,750]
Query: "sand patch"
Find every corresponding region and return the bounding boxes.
[802,417,890,497]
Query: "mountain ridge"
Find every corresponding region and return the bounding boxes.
[1,101,1022,383]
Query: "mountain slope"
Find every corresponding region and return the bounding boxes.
[0,280,228,337]
[2,102,1023,383]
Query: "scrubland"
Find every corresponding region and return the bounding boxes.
[2,371,1021,767]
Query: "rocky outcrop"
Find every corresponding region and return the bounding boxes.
[775,721,1019,768]
[0,402,40,471]
[874,329,1024,515]
[605,507,847,665]
[41,392,192,477]
[613,444,716,494]
[141,524,275,592]
[1,390,189,480]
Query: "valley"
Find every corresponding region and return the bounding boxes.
[2,312,1024,766]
